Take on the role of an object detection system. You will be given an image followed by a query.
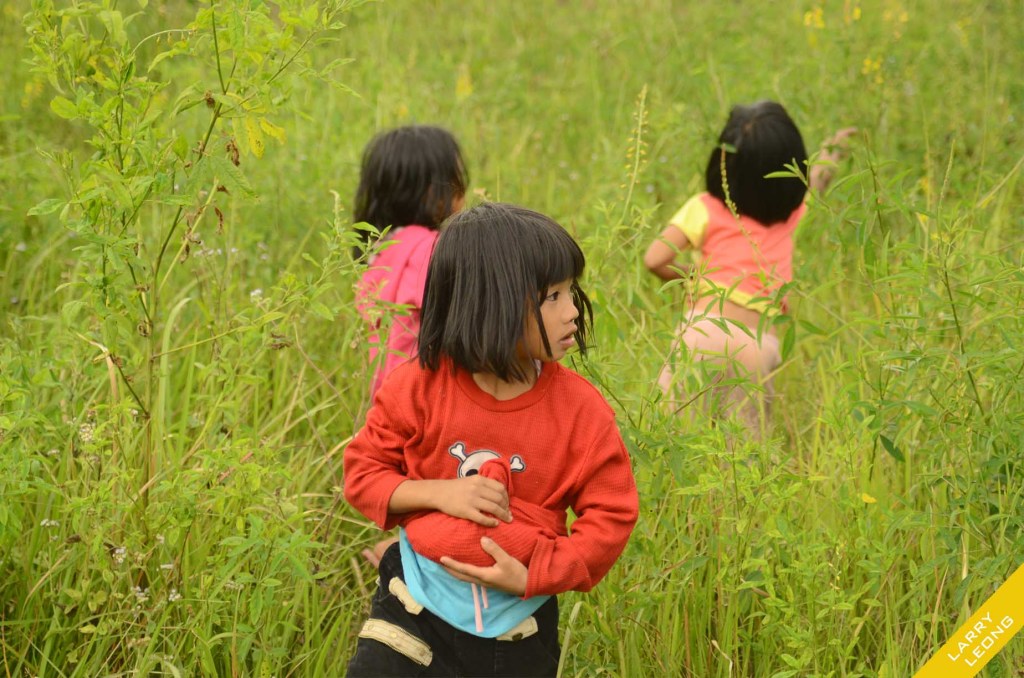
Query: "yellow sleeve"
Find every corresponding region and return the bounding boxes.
[667,194,709,248]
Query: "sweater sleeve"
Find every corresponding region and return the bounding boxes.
[524,420,638,597]
[343,376,417,530]
[668,193,710,248]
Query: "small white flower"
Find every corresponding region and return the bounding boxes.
[113,546,127,565]
[168,588,182,602]
[78,422,95,443]
[39,518,59,528]
[250,288,263,301]
[156,534,165,545]
[15,242,27,252]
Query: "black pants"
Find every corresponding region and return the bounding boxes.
[347,543,561,677]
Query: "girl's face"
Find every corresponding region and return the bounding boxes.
[519,279,580,365]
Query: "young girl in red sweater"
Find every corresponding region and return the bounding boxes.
[344,202,639,677]
[353,125,468,397]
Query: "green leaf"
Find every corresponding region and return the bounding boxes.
[172,134,190,161]
[797,319,825,336]
[780,654,802,668]
[61,300,87,325]
[781,321,796,361]
[879,434,904,462]
[249,590,264,624]
[49,96,79,120]
[149,47,184,73]
[310,302,334,321]
[107,176,134,212]
[98,10,127,46]
[209,156,256,199]
[27,198,65,216]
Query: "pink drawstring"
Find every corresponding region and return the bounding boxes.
[471,583,491,633]
[471,583,483,632]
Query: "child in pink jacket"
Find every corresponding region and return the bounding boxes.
[354,125,468,396]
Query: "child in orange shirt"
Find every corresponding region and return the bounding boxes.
[644,100,854,434]
[345,203,638,676]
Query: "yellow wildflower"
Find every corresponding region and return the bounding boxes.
[803,6,825,29]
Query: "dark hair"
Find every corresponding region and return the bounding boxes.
[418,203,594,383]
[352,125,468,257]
[705,100,808,225]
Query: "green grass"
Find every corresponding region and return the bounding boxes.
[1,0,1023,675]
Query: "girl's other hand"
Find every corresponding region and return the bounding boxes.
[820,127,858,163]
[441,537,528,596]
[436,476,512,526]
[361,536,399,568]
[809,126,858,194]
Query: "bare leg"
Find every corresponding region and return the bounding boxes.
[665,318,781,439]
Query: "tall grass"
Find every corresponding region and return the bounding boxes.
[1,0,1022,675]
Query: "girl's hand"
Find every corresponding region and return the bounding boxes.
[819,127,858,162]
[435,476,512,526]
[440,537,528,596]
[810,127,858,195]
[388,477,511,525]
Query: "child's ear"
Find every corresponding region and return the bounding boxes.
[436,194,465,223]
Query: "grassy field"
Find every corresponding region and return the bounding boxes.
[1,0,1023,675]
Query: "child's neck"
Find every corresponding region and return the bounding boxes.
[472,362,541,401]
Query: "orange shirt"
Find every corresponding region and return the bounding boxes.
[343,358,639,598]
[669,193,805,314]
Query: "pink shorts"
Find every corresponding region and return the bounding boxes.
[659,313,781,434]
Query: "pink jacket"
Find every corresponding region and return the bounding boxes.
[356,225,439,395]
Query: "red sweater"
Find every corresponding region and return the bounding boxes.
[405,454,561,568]
[343,359,639,598]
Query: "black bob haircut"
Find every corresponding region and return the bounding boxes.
[352,125,468,257]
[705,100,809,225]
[418,202,594,383]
